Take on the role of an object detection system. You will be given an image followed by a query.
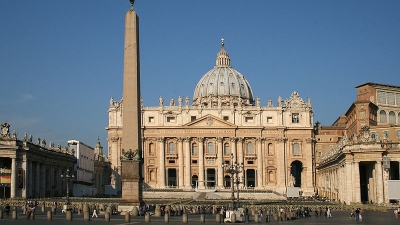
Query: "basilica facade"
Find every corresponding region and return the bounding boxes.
[107,41,316,196]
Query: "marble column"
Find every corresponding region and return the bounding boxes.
[217,137,223,189]
[10,157,17,198]
[28,161,33,198]
[375,160,384,204]
[178,138,184,188]
[198,137,205,189]
[256,138,263,188]
[158,138,165,188]
[237,138,244,188]
[40,164,46,198]
[184,138,191,189]
[352,161,361,203]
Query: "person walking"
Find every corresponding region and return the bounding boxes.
[355,208,360,221]
[92,206,98,218]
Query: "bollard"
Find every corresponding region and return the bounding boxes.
[31,211,35,220]
[42,205,45,212]
[144,212,151,222]
[132,207,139,216]
[254,214,259,223]
[66,210,73,221]
[106,206,112,215]
[200,214,205,223]
[105,212,110,221]
[83,210,90,221]
[47,211,52,220]
[273,213,278,221]
[12,210,17,219]
[215,213,221,223]
[231,213,236,223]
[164,213,169,223]
[125,212,130,222]
[0,210,3,219]
[182,213,188,223]
[154,205,161,217]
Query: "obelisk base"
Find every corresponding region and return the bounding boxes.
[118,160,144,215]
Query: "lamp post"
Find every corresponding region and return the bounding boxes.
[221,154,243,210]
[61,168,74,208]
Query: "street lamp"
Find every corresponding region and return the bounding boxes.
[61,168,74,209]
[221,154,243,210]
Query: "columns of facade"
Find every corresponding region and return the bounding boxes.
[231,138,237,162]
[21,158,27,198]
[375,160,384,204]
[178,138,184,188]
[383,167,389,204]
[276,138,286,190]
[256,138,263,188]
[198,137,205,189]
[158,138,165,188]
[40,164,46,198]
[10,157,17,198]
[184,138,191,189]
[217,137,223,189]
[237,138,244,188]
[28,161,33,198]
[352,161,361,203]
[50,165,54,197]
[35,163,40,197]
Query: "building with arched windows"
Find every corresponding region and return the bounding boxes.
[106,40,316,196]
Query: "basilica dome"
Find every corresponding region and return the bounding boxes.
[192,40,254,107]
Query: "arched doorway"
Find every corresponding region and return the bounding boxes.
[224,175,231,187]
[290,161,303,187]
[192,175,198,188]
[206,168,216,187]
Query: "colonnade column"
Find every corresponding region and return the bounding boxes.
[40,164,46,198]
[217,137,223,189]
[237,138,244,188]
[375,160,384,204]
[21,158,27,198]
[256,138,263,188]
[10,157,17,198]
[352,161,361,203]
[158,138,165,188]
[178,138,184,188]
[198,137,205,189]
[184,138,191,189]
[28,161,33,198]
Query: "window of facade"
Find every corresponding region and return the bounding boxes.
[371,132,377,139]
[168,160,175,164]
[168,142,175,153]
[148,117,155,123]
[318,151,322,157]
[396,94,400,106]
[380,110,387,123]
[192,160,197,164]
[207,142,215,154]
[293,143,300,155]
[245,117,254,123]
[166,116,176,123]
[248,161,254,164]
[247,142,254,154]
[329,138,333,141]
[224,144,230,155]
[383,131,389,138]
[191,116,196,121]
[396,130,400,138]
[267,117,273,124]
[377,91,386,104]
[292,113,299,123]
[149,143,155,156]
[387,92,395,105]
[389,111,396,124]
[191,143,197,155]
[223,116,229,121]
[267,143,274,155]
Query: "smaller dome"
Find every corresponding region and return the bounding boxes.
[192,39,254,107]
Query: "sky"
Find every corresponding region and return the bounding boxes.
[1,1,399,154]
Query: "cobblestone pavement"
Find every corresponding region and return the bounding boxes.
[0,209,399,225]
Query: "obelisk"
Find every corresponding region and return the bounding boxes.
[119,0,144,212]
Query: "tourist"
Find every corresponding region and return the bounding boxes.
[258,209,263,222]
[5,204,10,216]
[327,207,332,218]
[53,202,57,215]
[355,208,360,221]
[92,206,98,218]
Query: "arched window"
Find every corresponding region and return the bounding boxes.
[389,111,396,124]
[247,142,254,154]
[207,142,215,154]
[224,144,230,155]
[380,110,387,123]
[293,143,300,155]
[191,143,198,155]
[168,142,175,154]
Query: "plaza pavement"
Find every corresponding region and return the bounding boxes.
[0,209,399,225]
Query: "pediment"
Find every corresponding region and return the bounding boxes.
[183,114,237,128]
